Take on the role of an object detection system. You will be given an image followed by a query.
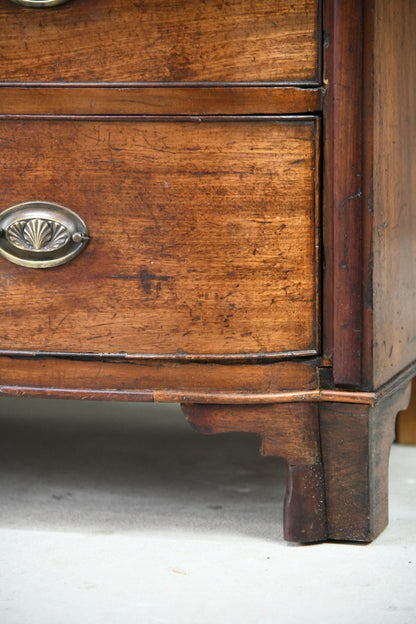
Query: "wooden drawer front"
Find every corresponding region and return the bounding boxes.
[0,118,319,359]
[0,0,320,84]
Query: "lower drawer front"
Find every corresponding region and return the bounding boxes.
[0,117,319,359]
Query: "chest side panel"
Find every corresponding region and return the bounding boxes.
[371,0,416,387]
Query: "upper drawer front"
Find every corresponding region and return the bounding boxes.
[0,117,319,360]
[0,0,320,84]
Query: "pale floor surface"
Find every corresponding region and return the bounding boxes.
[0,399,415,624]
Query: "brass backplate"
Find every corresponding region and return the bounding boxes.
[0,201,89,269]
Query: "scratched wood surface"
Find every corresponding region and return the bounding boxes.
[0,117,319,358]
[0,0,320,84]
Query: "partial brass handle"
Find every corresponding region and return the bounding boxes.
[9,0,71,7]
[0,201,89,269]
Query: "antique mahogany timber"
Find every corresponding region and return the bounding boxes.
[0,0,415,543]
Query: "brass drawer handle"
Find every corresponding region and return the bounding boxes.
[0,201,89,269]
[9,0,71,7]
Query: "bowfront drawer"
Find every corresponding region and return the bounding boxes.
[0,117,319,360]
[0,0,320,84]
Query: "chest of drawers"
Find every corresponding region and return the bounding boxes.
[0,0,415,542]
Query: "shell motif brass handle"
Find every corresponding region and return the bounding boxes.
[9,0,71,7]
[0,201,89,269]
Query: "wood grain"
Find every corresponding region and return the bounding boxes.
[367,0,416,388]
[0,0,320,85]
[323,0,364,387]
[0,357,319,401]
[0,117,319,358]
[323,0,416,391]
[0,86,323,117]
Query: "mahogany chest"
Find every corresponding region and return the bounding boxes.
[0,0,415,542]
